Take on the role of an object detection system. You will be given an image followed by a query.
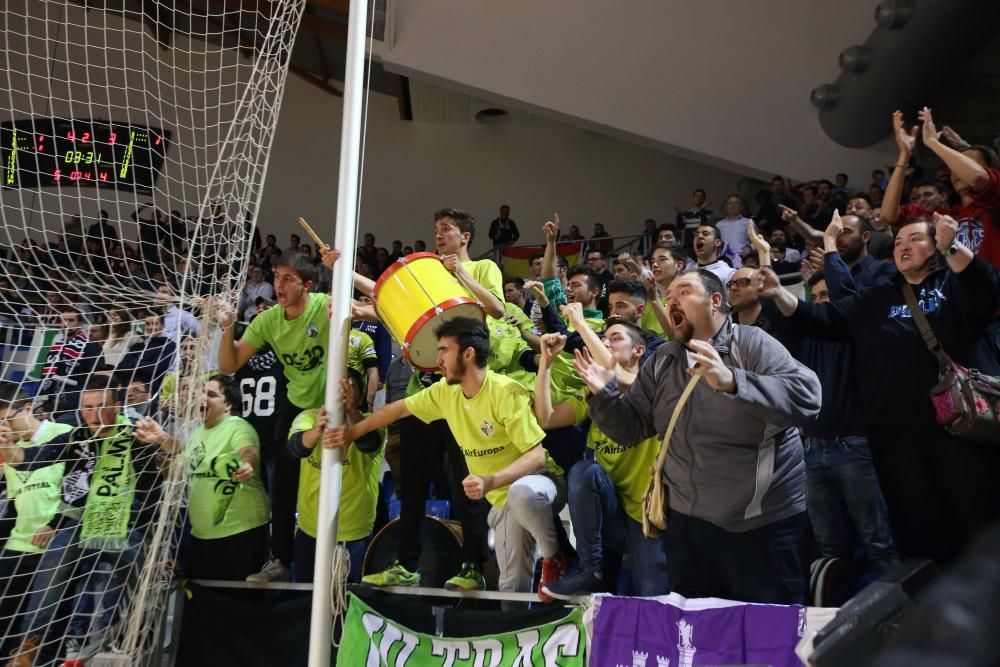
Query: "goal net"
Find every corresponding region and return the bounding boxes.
[0,0,305,662]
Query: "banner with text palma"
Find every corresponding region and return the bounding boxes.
[336,594,586,666]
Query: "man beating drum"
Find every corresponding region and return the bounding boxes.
[352,209,508,592]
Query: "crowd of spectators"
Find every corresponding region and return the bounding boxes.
[0,107,998,665]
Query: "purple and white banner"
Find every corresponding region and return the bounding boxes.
[589,594,810,667]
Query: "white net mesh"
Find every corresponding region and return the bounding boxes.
[0,0,306,661]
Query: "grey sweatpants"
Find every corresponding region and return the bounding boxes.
[488,473,566,593]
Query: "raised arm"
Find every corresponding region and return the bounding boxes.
[748,220,772,267]
[779,205,823,243]
[215,300,258,374]
[561,302,613,368]
[533,333,579,430]
[919,107,989,193]
[881,110,918,228]
[541,215,559,279]
[324,397,411,449]
[580,348,658,446]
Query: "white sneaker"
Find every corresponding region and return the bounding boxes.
[245,558,291,583]
[64,637,83,659]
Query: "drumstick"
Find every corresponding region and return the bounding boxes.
[297,217,327,249]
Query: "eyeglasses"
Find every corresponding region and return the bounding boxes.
[726,278,753,289]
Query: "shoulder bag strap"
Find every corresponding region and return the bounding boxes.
[651,373,702,475]
[901,283,953,368]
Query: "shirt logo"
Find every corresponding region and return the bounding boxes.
[306,323,319,338]
[479,419,495,437]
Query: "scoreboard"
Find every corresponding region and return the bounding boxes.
[1,118,170,192]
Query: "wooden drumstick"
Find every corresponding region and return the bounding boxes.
[297,217,326,249]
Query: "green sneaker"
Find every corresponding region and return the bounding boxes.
[444,562,486,591]
[361,561,421,587]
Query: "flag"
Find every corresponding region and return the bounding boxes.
[501,243,583,279]
[336,593,586,666]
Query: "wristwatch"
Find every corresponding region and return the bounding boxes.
[948,243,959,256]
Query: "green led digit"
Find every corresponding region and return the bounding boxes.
[5,130,17,185]
[119,130,135,178]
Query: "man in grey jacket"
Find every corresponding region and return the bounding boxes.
[577,268,821,603]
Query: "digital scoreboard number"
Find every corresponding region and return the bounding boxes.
[1,118,170,192]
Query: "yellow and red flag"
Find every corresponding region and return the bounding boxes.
[500,243,584,279]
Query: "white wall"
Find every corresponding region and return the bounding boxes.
[1,1,754,258]
[381,0,897,185]
[259,74,747,252]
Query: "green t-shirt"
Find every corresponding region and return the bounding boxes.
[405,372,560,508]
[563,390,659,523]
[485,315,535,391]
[185,415,270,540]
[347,328,377,376]
[291,409,385,541]
[640,296,670,336]
[503,301,535,336]
[242,292,331,409]
[462,259,504,303]
[2,421,70,554]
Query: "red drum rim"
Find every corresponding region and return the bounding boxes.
[372,251,444,296]
[403,297,483,371]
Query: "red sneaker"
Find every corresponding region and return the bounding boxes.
[538,551,567,602]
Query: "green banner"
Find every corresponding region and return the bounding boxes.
[336,594,586,667]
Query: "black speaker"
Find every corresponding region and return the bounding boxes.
[809,559,938,667]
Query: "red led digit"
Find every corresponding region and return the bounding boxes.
[154,134,162,146]
[53,169,62,181]
[66,131,75,141]
[109,132,117,146]
[81,132,90,143]
[99,172,108,181]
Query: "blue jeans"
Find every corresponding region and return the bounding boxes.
[803,435,897,568]
[567,461,668,596]
[20,522,144,645]
[293,531,370,584]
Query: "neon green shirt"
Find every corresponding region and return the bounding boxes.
[241,292,330,409]
[485,315,535,391]
[405,372,561,508]
[563,390,659,523]
[291,409,385,541]
[186,415,269,540]
[640,296,670,337]
[504,301,535,336]
[462,259,504,303]
[2,421,70,554]
[347,328,377,376]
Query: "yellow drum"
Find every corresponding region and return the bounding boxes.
[373,252,483,371]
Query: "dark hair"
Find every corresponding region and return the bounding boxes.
[818,179,834,189]
[657,223,677,234]
[771,175,785,184]
[695,222,721,242]
[651,241,686,264]
[802,185,818,196]
[434,208,476,244]
[555,254,569,270]
[836,172,848,181]
[83,374,122,399]
[57,304,82,316]
[693,188,706,196]
[872,169,885,177]
[606,279,646,302]
[586,249,605,260]
[966,145,1000,170]
[503,276,525,289]
[344,367,366,410]
[842,214,874,236]
[681,268,730,315]
[603,316,646,350]
[208,375,243,411]
[528,253,544,265]
[807,270,827,288]
[847,192,873,207]
[434,317,490,368]
[913,178,949,194]
[567,266,600,293]
[290,233,300,243]
[0,383,31,410]
[277,253,318,284]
